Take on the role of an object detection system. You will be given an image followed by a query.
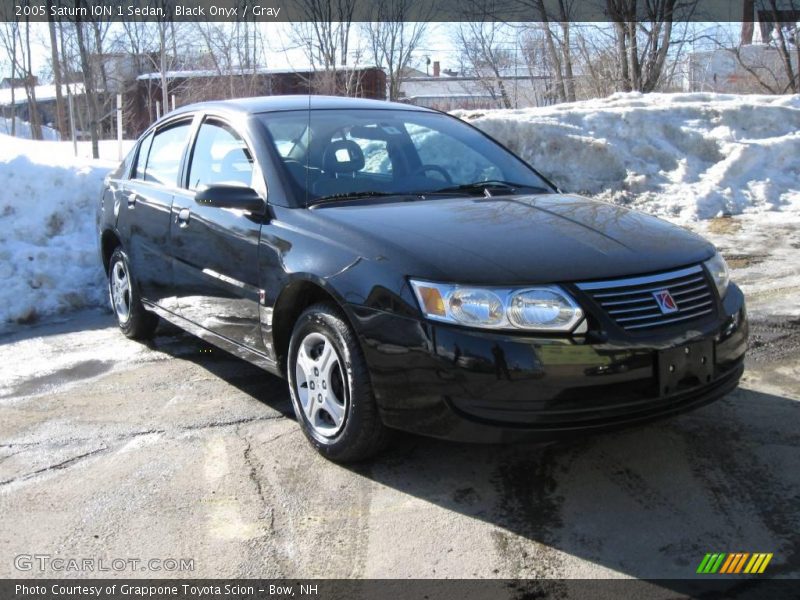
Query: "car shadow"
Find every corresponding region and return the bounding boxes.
[147,323,295,420]
[148,329,800,586]
[0,307,115,343]
[349,385,800,585]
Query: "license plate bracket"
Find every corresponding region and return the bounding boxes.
[658,340,714,397]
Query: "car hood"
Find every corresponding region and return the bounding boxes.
[311,194,716,284]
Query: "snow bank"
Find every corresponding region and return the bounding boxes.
[0,117,59,140]
[455,92,800,220]
[0,134,115,328]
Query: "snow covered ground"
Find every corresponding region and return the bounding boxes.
[0,117,60,141]
[0,116,135,158]
[0,134,120,327]
[0,93,798,331]
[64,138,135,161]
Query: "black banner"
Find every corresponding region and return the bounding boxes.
[0,0,770,23]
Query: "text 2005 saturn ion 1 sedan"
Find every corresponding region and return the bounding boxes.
[98,96,748,462]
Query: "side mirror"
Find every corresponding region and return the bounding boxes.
[195,184,265,213]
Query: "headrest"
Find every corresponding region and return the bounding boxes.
[219,147,252,185]
[323,139,365,174]
[221,147,249,170]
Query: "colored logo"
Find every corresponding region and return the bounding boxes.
[696,553,773,574]
[653,290,679,314]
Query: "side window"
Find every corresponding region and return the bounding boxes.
[145,122,192,187]
[187,120,254,190]
[131,132,153,180]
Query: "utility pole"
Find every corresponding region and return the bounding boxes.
[116,94,123,161]
[67,88,77,157]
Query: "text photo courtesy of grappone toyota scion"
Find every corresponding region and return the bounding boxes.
[97,96,748,462]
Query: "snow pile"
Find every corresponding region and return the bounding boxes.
[455,92,800,220]
[0,117,60,140]
[0,134,115,328]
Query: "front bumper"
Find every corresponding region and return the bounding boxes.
[347,283,748,443]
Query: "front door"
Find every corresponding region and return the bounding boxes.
[119,119,193,311]
[170,116,266,352]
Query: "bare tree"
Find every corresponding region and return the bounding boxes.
[46,0,67,136]
[116,12,198,117]
[58,20,82,137]
[290,0,362,95]
[606,0,697,93]
[73,16,100,157]
[192,21,267,99]
[741,0,756,44]
[363,0,431,100]
[763,0,800,92]
[231,17,267,73]
[455,21,514,108]
[114,2,189,114]
[520,25,579,104]
[52,3,137,152]
[699,1,799,94]
[0,21,19,136]
[573,24,622,98]
[19,18,42,139]
[65,0,125,154]
[522,1,577,102]
[0,13,43,139]
[21,18,42,139]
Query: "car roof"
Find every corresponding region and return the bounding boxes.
[169,95,435,118]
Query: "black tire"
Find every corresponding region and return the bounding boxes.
[287,303,389,462]
[108,247,159,340]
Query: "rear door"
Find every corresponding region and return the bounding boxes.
[120,117,193,310]
[170,114,267,352]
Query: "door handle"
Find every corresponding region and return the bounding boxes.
[176,208,191,227]
[126,192,137,208]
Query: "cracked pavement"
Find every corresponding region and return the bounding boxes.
[1,254,799,580]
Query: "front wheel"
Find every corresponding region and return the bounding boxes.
[108,247,159,340]
[287,303,388,462]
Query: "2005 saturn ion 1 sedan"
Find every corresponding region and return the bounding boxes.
[98,96,748,462]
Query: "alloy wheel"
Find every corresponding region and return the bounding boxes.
[110,260,132,324]
[294,332,348,437]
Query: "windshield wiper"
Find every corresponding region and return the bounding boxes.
[308,190,399,207]
[426,180,550,197]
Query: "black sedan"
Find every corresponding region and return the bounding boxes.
[98,96,747,462]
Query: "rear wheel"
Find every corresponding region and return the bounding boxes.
[108,247,159,340]
[287,303,388,462]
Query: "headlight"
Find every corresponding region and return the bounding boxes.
[409,279,584,332]
[704,252,730,299]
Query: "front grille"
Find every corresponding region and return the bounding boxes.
[576,265,716,331]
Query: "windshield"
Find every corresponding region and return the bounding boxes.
[258,109,552,205]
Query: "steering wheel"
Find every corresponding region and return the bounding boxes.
[413,164,453,184]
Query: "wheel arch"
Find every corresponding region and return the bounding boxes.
[100,229,123,274]
[271,276,359,376]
